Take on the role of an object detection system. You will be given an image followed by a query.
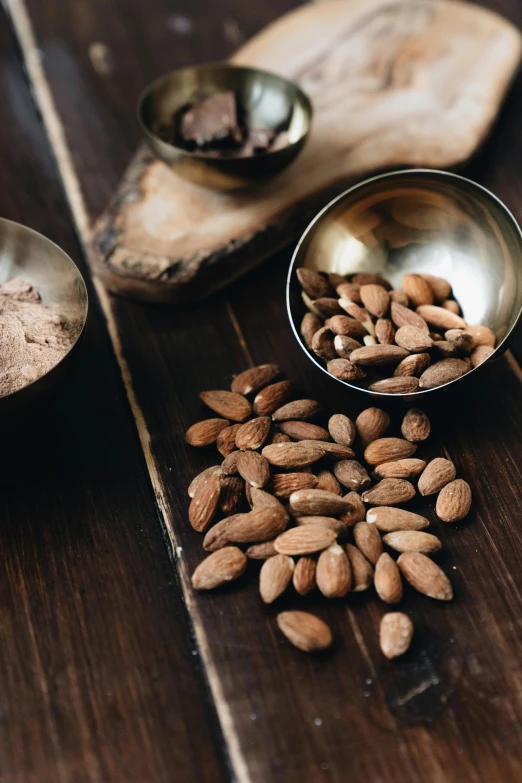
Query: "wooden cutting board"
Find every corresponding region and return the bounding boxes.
[91,0,521,304]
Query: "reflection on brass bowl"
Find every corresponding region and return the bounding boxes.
[138,63,312,191]
[0,219,88,418]
[287,170,522,400]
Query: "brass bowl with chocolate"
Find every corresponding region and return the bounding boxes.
[287,170,522,401]
[138,63,312,191]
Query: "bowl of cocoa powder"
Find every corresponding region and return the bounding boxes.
[0,218,88,416]
[287,169,522,400]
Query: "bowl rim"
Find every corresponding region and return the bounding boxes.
[137,61,313,163]
[0,217,89,401]
[286,168,522,398]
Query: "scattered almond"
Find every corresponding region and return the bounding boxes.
[262,441,325,468]
[217,424,243,456]
[293,557,317,595]
[333,460,371,492]
[361,478,416,505]
[296,516,348,536]
[436,478,472,522]
[192,547,247,590]
[259,554,294,603]
[274,526,337,555]
[345,544,373,591]
[316,469,343,496]
[188,465,222,498]
[277,611,333,653]
[398,552,453,600]
[278,420,331,441]
[328,413,356,446]
[364,437,417,465]
[374,553,403,604]
[221,450,240,475]
[200,390,252,422]
[380,612,413,659]
[271,472,318,498]
[185,418,230,447]
[225,507,288,544]
[245,540,278,559]
[366,506,429,532]
[236,450,270,488]
[289,489,354,517]
[373,458,426,480]
[231,364,280,396]
[353,521,383,565]
[418,457,456,496]
[235,417,271,451]
[356,408,390,445]
[189,472,222,532]
[339,492,366,526]
[253,381,294,416]
[272,399,321,422]
[401,408,431,442]
[383,530,442,555]
[220,476,244,515]
[316,544,352,597]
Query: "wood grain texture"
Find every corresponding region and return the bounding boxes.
[88,0,522,302]
[12,0,522,780]
[0,11,227,783]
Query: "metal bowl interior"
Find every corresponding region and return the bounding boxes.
[138,63,312,190]
[0,218,88,417]
[287,170,522,400]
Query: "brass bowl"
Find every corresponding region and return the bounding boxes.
[138,63,312,191]
[0,218,88,418]
[287,169,522,400]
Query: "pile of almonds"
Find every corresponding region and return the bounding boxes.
[297,268,496,393]
[185,364,472,659]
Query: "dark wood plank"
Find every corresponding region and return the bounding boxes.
[0,12,228,783]
[14,0,522,779]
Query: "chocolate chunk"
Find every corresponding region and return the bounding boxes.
[180,91,241,148]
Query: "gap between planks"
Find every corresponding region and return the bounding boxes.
[5,1,250,780]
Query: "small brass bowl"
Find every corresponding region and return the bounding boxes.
[138,63,312,191]
[0,218,88,418]
[287,169,522,400]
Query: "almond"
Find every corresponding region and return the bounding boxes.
[390,301,429,332]
[338,300,371,323]
[188,465,222,498]
[221,450,240,475]
[316,544,352,597]
[369,377,419,393]
[313,297,344,316]
[442,299,461,314]
[253,381,294,416]
[345,544,373,591]
[333,460,371,492]
[374,458,426,480]
[375,318,396,345]
[259,554,294,603]
[319,442,355,459]
[384,530,442,555]
[311,326,337,360]
[398,552,453,600]
[432,340,460,359]
[350,345,409,366]
[465,324,496,348]
[367,507,429,532]
[289,489,354,516]
[200,390,252,422]
[353,521,383,564]
[389,289,409,306]
[470,344,494,367]
[419,273,452,302]
[445,329,474,351]
[336,281,362,302]
[393,353,431,377]
[374,553,403,603]
[364,437,417,465]
[278,421,331,441]
[401,274,434,307]
[185,418,230,447]
[217,424,243,456]
[419,358,469,389]
[272,399,321,422]
[231,364,280,396]
[293,557,317,595]
[271,472,318,498]
[274,526,337,555]
[394,325,433,352]
[418,457,456,495]
[352,273,391,289]
[236,450,270,488]
[380,612,413,659]
[262,441,325,468]
[333,333,361,359]
[416,304,466,331]
[295,517,349,536]
[316,470,343,496]
[203,515,246,552]
[250,488,289,518]
[339,492,366,526]
[361,478,415,505]
[327,358,366,381]
[235,417,271,450]
[401,408,431,442]
[276,611,333,652]
[296,267,331,299]
[355,408,390,445]
[360,284,390,317]
[219,476,244,515]
[246,540,278,559]
[301,313,322,349]
[436,478,472,522]
[328,413,356,446]
[268,432,292,444]
[326,315,368,339]
[191,547,247,590]
[225,506,288,544]
[189,472,222,532]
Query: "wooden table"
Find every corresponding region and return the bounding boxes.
[2,1,522,781]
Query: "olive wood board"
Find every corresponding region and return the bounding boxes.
[91,0,522,303]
